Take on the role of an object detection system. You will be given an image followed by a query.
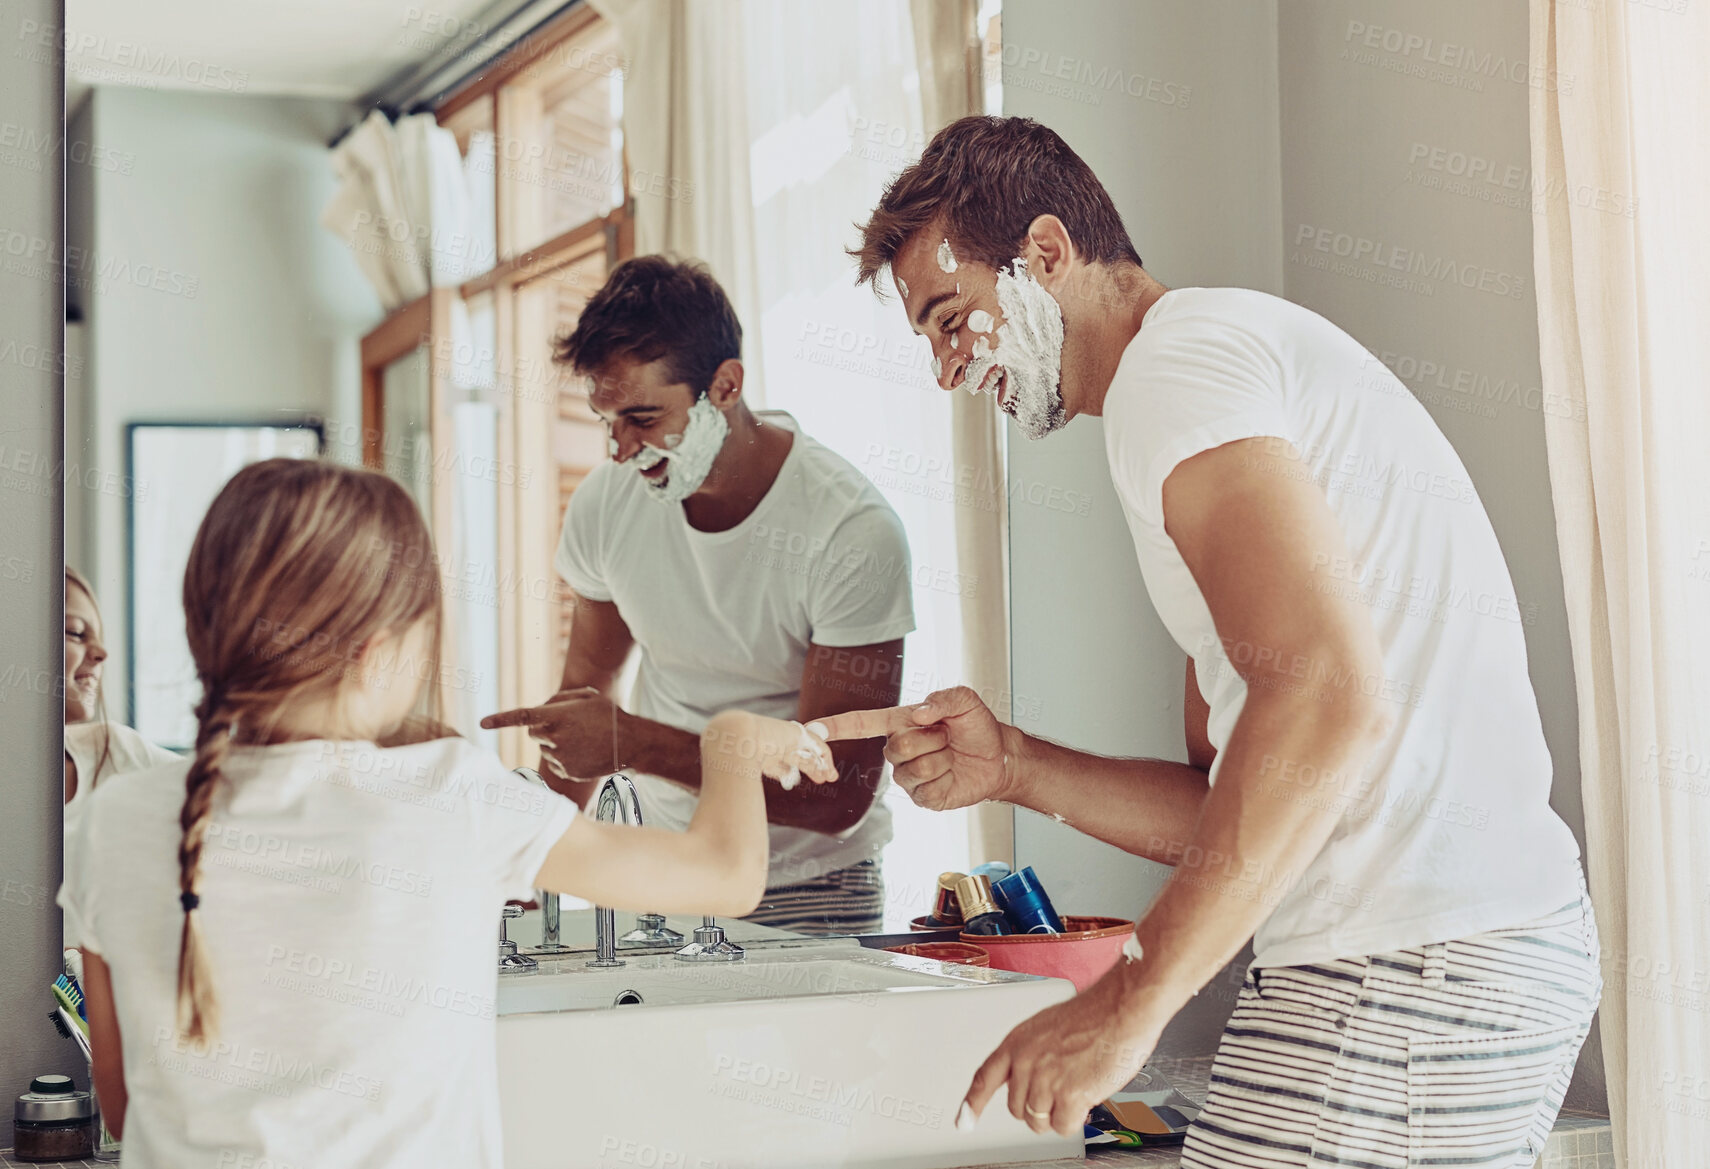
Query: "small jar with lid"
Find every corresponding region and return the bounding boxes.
[15,1073,97,1161]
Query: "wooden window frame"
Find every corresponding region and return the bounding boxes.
[357,7,632,763]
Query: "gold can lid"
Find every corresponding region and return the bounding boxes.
[954,873,1000,920]
[931,872,966,922]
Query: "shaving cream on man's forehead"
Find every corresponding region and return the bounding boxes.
[937,238,958,273]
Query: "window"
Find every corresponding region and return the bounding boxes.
[357,9,630,765]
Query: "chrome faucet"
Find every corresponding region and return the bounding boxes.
[585,773,682,967]
[514,768,571,953]
[498,905,537,971]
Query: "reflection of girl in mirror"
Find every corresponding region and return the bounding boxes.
[63,566,179,806]
[59,458,834,1169]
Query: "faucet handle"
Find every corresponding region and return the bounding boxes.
[619,912,684,946]
[498,903,537,970]
[674,916,745,962]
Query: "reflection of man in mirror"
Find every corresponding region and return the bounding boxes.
[482,257,912,935]
[823,116,1596,1161]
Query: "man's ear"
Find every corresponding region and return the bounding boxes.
[706,359,745,409]
[1020,214,1076,285]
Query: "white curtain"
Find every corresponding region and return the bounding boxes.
[586,0,768,404]
[1529,2,1710,1163]
[321,110,487,312]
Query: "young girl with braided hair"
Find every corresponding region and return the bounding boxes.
[60,458,835,1169]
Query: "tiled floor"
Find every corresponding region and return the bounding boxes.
[1541,1111,1616,1168]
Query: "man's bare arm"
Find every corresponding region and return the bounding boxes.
[1122,437,1393,1012]
[505,591,903,833]
[820,694,1211,860]
[618,639,905,835]
[959,436,1395,1133]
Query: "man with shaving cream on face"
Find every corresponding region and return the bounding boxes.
[482,256,914,934]
[816,116,1594,1165]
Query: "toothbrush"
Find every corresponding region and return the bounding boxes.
[53,974,88,1035]
[50,1006,93,1063]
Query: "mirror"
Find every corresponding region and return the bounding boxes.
[61,0,1009,948]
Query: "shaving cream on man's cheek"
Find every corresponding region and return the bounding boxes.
[958,258,1068,440]
[625,395,730,503]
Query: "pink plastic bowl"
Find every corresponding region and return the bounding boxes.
[883,941,992,968]
[961,915,1133,991]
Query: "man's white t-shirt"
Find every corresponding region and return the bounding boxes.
[59,738,577,1169]
[556,411,914,887]
[1103,287,1581,968]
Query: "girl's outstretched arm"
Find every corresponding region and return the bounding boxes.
[531,712,836,917]
[83,950,127,1139]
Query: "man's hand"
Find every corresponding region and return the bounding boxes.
[815,686,1016,811]
[480,687,616,782]
[962,960,1164,1137]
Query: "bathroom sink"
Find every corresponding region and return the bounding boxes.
[496,947,1082,1168]
[505,906,810,956]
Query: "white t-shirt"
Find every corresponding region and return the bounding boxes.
[58,737,577,1169]
[63,721,182,948]
[1103,287,1581,968]
[64,720,181,833]
[557,411,914,886]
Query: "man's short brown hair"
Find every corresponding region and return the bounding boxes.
[554,255,741,397]
[851,115,1142,288]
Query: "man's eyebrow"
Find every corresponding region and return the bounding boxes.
[616,403,661,417]
[913,290,956,330]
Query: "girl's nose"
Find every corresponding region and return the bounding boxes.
[86,637,108,665]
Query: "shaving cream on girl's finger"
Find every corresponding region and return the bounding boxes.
[791,721,835,782]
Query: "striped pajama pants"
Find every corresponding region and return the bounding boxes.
[1183,890,1601,1169]
[741,859,885,936]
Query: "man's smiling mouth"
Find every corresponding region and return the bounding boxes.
[975,366,1014,415]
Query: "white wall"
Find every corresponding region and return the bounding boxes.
[69,88,381,722]
[1272,0,1598,1108]
[0,0,79,1142]
[1001,0,1285,1051]
[1003,0,1602,1107]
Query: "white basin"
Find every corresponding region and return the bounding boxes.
[497,947,1083,1168]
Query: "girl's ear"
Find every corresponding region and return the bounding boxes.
[351,627,399,689]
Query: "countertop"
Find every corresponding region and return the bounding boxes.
[2,1055,1214,1169]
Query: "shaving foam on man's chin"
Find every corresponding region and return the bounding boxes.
[961,351,1000,398]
